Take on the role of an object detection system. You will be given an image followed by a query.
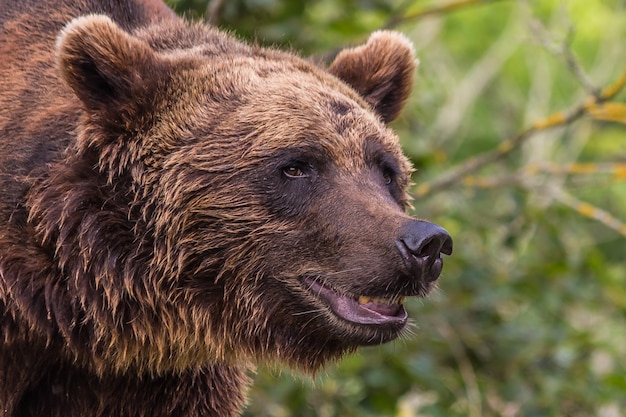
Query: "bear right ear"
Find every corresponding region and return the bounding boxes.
[56,15,163,117]
[328,31,417,124]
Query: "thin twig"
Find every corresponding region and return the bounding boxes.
[528,16,600,97]
[317,0,509,64]
[553,190,626,237]
[434,317,482,417]
[205,0,226,25]
[384,0,508,29]
[429,11,521,147]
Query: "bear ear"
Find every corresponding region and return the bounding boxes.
[328,31,418,123]
[56,15,162,116]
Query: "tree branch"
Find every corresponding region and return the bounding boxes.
[415,68,626,198]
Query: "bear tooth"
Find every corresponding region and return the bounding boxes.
[358,296,372,304]
[358,296,404,305]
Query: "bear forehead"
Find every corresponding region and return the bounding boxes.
[181,59,407,167]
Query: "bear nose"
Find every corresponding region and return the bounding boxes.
[396,221,453,282]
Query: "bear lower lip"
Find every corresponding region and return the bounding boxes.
[303,278,408,326]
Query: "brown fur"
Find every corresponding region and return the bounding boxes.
[0,1,451,416]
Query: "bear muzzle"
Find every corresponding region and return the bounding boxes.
[300,222,452,328]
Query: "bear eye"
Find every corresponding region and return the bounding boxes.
[283,166,307,178]
[382,169,394,185]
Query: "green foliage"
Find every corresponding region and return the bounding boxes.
[167,0,626,415]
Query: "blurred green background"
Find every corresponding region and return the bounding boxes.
[166,1,626,415]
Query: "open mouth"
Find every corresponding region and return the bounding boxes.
[304,278,408,326]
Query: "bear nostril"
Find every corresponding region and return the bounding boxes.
[396,221,453,281]
[417,238,443,260]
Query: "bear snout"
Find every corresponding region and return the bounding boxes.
[395,220,453,284]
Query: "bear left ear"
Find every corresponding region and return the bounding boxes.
[56,15,164,118]
[328,31,417,123]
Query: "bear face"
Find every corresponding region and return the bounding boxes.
[9,13,452,378]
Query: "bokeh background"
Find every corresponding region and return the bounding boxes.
[166,1,626,415]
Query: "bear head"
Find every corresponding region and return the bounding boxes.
[26,15,452,374]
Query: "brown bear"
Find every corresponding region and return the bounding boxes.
[0,0,453,416]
